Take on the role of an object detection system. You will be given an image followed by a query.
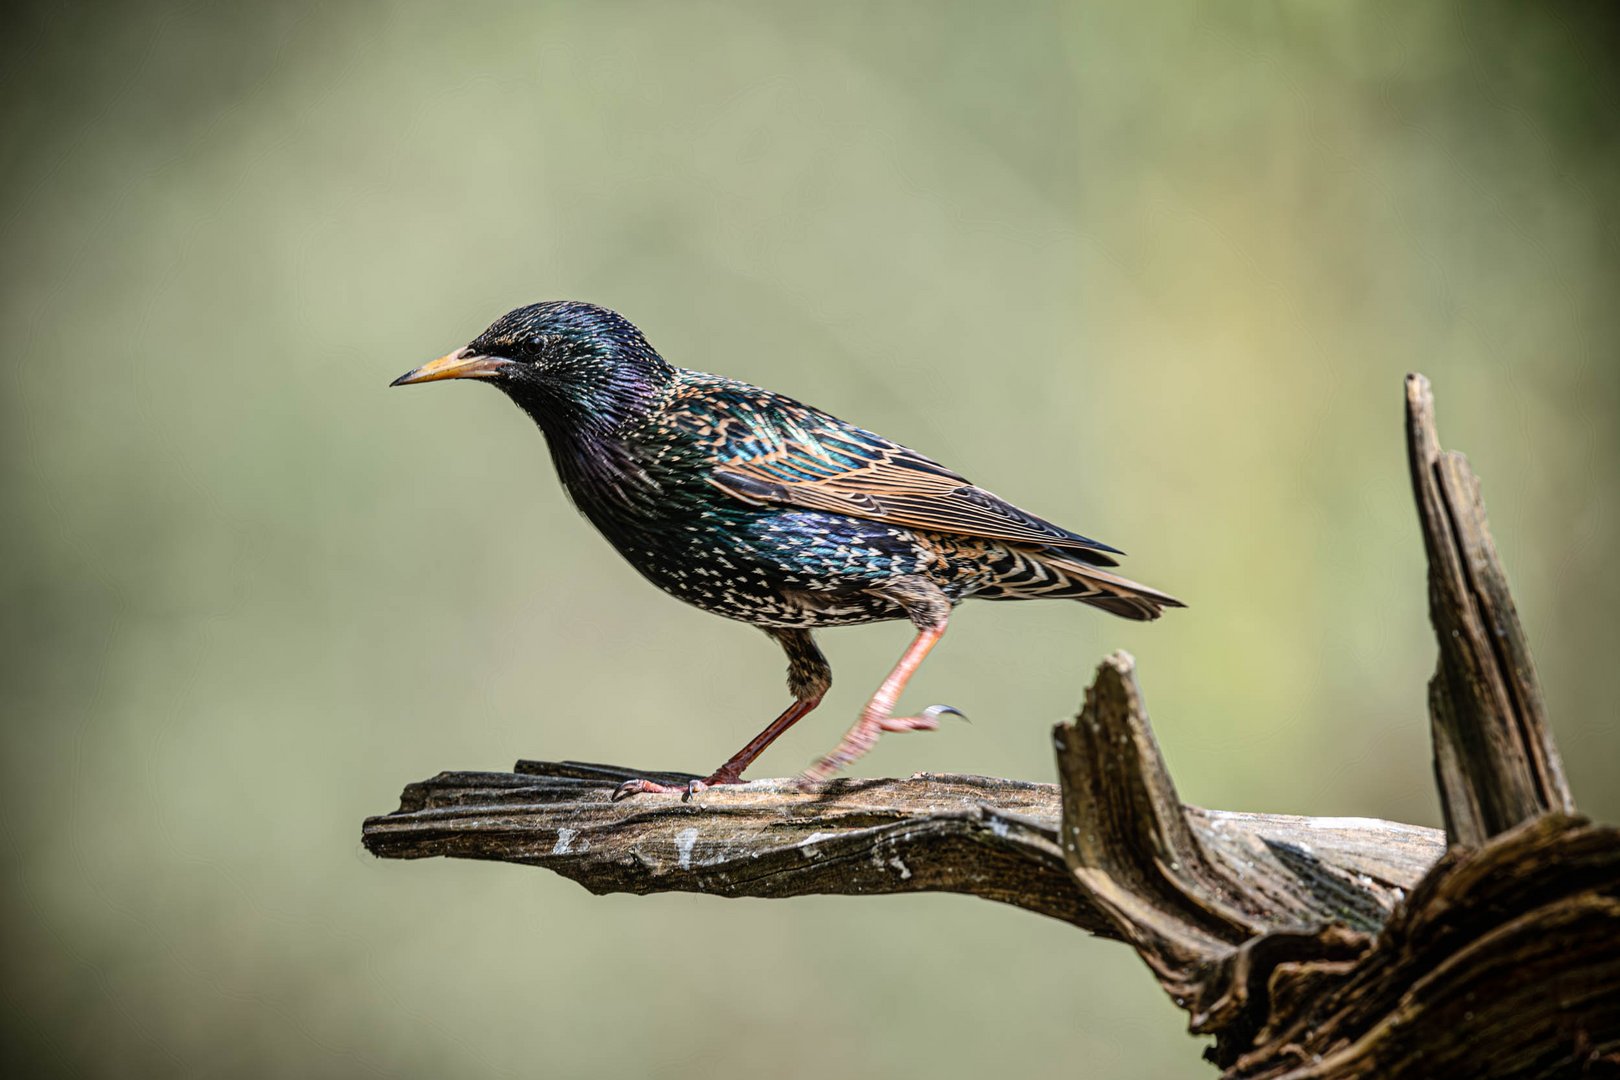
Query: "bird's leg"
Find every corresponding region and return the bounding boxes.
[612,629,830,801]
[799,625,951,782]
[611,698,823,801]
[802,578,963,784]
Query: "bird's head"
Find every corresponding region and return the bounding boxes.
[391,301,675,434]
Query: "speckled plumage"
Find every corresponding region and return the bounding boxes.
[393,301,1182,793]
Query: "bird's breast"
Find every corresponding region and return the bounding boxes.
[586,500,940,627]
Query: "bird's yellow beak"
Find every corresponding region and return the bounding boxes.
[390,348,513,386]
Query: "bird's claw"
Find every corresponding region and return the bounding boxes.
[610,775,721,802]
[611,777,691,801]
[920,704,969,724]
[611,778,655,801]
[875,704,965,733]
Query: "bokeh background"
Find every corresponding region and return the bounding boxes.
[4,2,1618,1076]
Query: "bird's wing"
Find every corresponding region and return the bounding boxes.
[672,380,1122,562]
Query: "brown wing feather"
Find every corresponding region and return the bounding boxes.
[682,380,1122,561]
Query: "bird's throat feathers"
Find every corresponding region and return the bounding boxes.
[500,362,672,519]
[512,358,671,442]
[467,301,682,512]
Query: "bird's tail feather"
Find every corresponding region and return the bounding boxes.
[977,546,1185,621]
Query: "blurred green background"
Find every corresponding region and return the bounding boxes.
[4,2,1617,1076]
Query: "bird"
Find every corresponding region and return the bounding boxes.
[391,301,1182,798]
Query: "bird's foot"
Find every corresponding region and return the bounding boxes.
[799,704,966,786]
[610,768,744,803]
[610,777,704,801]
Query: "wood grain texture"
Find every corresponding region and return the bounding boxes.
[1224,813,1620,1078]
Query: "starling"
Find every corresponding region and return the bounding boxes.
[392,301,1182,797]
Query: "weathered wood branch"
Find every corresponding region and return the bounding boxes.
[1053,655,1392,1051]
[1405,374,1575,845]
[1223,813,1619,1078]
[362,735,1442,939]
[364,375,1620,1077]
[1028,375,1617,1075]
[1055,669,1619,1076]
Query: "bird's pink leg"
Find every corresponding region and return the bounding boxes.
[612,696,823,801]
[801,621,959,784]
